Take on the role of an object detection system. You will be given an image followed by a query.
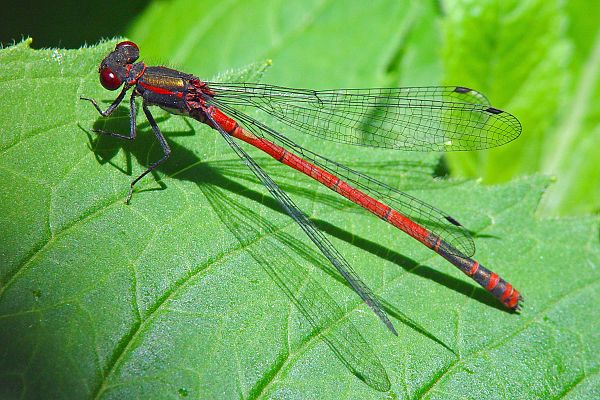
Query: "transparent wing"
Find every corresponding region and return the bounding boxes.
[204,111,398,336]
[206,83,522,151]
[210,99,476,257]
[202,183,391,391]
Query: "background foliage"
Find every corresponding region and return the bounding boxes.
[1,0,599,399]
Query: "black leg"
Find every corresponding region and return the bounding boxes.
[91,91,139,140]
[126,101,171,204]
[80,84,130,117]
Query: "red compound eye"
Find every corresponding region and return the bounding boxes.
[116,41,138,51]
[99,67,122,90]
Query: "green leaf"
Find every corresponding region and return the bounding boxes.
[128,0,443,87]
[1,2,599,398]
[441,0,600,216]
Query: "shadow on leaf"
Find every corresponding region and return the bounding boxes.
[78,107,516,386]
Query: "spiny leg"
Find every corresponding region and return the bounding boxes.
[80,84,130,117]
[126,101,171,204]
[88,91,139,140]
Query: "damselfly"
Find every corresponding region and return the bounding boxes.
[81,41,523,336]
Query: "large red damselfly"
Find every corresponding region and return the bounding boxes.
[81,41,523,336]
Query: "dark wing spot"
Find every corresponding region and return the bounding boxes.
[453,86,471,94]
[485,107,503,115]
[445,215,463,226]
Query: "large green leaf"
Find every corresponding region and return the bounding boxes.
[442,0,600,216]
[1,1,599,398]
[128,0,443,87]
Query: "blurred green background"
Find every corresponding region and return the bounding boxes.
[2,0,599,217]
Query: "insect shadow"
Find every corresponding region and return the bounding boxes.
[81,104,508,314]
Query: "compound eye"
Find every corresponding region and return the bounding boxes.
[115,40,140,62]
[116,41,139,51]
[99,67,122,90]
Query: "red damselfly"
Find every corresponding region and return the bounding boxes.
[81,41,523,336]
